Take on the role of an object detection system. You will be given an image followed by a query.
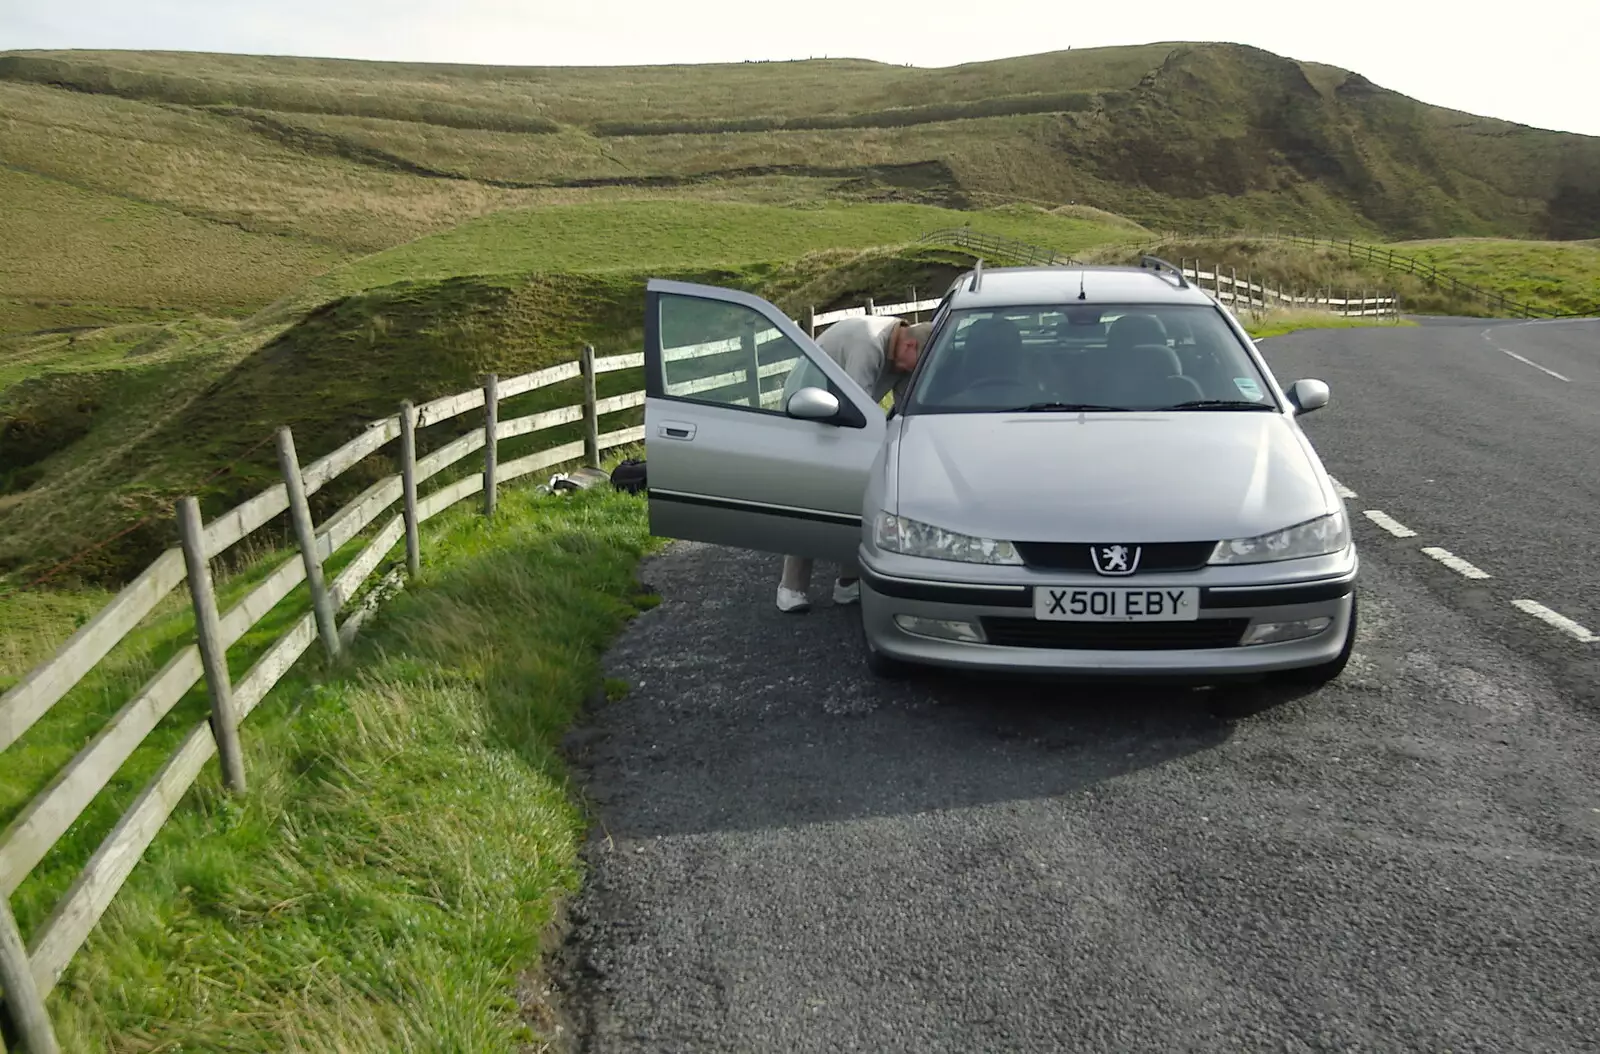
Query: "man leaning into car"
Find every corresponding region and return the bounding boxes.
[776,314,931,613]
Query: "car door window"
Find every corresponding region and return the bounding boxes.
[659,293,824,414]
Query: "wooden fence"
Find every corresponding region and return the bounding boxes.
[917,227,1082,267]
[1173,260,1400,319]
[1139,227,1590,319]
[1265,232,1544,318]
[0,347,656,1052]
[913,228,1400,320]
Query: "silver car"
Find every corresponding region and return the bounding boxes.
[642,258,1358,684]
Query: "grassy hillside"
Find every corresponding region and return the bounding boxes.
[0,166,351,333]
[4,41,1599,259]
[0,203,998,584]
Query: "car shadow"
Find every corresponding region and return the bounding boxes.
[565,543,1322,841]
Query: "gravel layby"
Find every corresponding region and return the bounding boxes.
[554,318,1600,1053]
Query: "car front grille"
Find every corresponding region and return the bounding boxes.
[1012,541,1217,573]
[980,617,1249,650]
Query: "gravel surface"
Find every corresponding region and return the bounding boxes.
[557,319,1600,1053]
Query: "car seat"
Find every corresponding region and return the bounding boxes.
[1105,344,1206,407]
[933,315,1030,401]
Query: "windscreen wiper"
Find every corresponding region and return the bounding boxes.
[1159,399,1276,411]
[1008,401,1134,412]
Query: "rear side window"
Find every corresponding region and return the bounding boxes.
[903,304,1275,413]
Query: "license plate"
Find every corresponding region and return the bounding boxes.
[1034,587,1200,621]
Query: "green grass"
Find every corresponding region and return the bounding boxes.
[1387,237,1600,317]
[311,199,1134,295]
[1240,308,1418,340]
[4,476,658,1052]
[0,317,239,390]
[0,166,351,335]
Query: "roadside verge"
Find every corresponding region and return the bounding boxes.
[42,481,657,1052]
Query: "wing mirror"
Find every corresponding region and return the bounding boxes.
[786,386,840,421]
[1287,379,1330,415]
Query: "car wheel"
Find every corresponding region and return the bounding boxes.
[1278,593,1358,687]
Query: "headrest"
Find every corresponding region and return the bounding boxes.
[1107,313,1168,351]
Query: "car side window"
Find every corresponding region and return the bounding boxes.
[658,293,819,413]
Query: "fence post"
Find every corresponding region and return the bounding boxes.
[864,297,875,317]
[176,497,246,794]
[1230,267,1237,307]
[580,344,600,469]
[399,401,420,577]
[806,306,816,338]
[1,902,58,1054]
[1,896,58,1053]
[741,321,762,409]
[482,374,498,518]
[910,287,918,322]
[275,426,339,661]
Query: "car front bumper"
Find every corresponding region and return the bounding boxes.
[858,546,1358,679]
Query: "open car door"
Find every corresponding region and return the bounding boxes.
[644,279,886,562]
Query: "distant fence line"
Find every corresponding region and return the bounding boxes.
[1134,227,1587,319]
[914,228,1400,319]
[1174,260,1399,319]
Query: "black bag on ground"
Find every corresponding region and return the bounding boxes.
[610,458,647,494]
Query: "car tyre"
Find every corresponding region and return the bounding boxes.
[1277,593,1358,687]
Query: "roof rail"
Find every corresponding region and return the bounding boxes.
[1138,255,1189,289]
[969,258,984,293]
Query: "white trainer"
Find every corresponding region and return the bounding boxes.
[776,586,811,613]
[833,578,860,605]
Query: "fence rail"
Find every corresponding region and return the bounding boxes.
[917,227,1082,267]
[1175,262,1399,319]
[1268,232,1546,318]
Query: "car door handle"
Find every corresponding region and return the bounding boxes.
[658,421,697,441]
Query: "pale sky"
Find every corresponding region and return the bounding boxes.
[4,0,1597,137]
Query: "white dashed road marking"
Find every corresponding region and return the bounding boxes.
[1329,476,1357,499]
[1421,547,1492,580]
[1511,600,1598,643]
[1481,329,1572,382]
[1363,510,1416,538]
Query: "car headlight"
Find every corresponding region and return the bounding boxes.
[874,513,1023,565]
[1209,511,1349,565]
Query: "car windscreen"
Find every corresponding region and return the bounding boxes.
[899,304,1279,414]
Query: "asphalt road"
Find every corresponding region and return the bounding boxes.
[557,317,1600,1053]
